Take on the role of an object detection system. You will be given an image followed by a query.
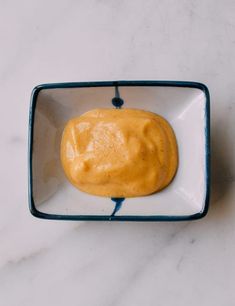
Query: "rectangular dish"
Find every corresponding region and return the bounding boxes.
[28,80,210,221]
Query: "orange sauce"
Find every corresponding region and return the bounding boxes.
[61,108,178,197]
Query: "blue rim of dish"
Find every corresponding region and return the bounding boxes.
[28,80,210,221]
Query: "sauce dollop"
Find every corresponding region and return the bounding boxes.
[61,108,178,197]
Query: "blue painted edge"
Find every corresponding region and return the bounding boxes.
[28,80,210,222]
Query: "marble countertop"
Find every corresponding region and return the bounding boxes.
[1,1,235,305]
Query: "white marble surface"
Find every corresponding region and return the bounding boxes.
[0,0,235,305]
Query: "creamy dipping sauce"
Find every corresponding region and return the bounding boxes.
[61,108,178,197]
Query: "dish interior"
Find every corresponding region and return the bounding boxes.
[31,84,207,217]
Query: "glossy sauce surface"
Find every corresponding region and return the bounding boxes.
[61,108,178,197]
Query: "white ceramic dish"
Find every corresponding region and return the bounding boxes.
[28,81,210,221]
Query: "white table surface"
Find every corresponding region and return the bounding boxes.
[1,1,235,305]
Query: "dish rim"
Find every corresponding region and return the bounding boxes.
[28,80,210,221]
